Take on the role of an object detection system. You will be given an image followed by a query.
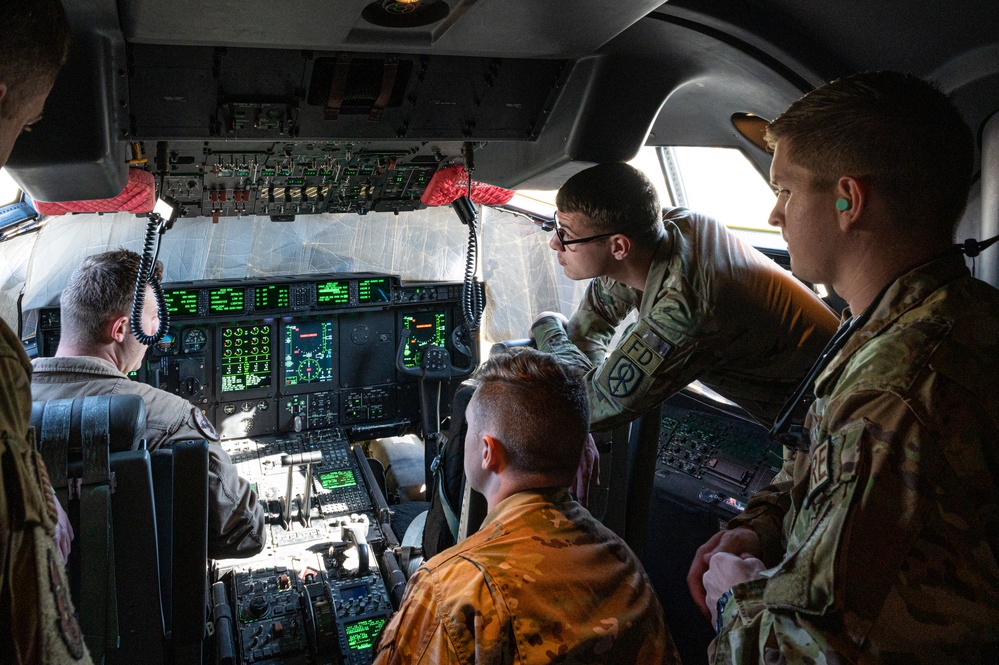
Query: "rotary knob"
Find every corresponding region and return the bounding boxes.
[248,595,269,619]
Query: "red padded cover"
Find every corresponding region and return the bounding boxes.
[420,166,514,207]
[33,168,156,215]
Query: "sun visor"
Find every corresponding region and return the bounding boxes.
[33,169,155,216]
[420,166,514,207]
[6,0,129,203]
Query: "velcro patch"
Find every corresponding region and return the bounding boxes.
[620,325,672,375]
[607,356,644,397]
[806,436,833,505]
[193,407,220,441]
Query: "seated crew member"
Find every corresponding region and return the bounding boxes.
[531,163,840,487]
[374,347,678,665]
[31,249,266,559]
[697,71,999,663]
[0,1,92,662]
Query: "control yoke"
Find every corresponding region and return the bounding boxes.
[395,339,473,382]
[395,335,475,491]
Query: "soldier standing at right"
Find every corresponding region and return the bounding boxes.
[695,71,999,663]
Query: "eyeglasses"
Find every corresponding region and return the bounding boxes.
[552,211,616,251]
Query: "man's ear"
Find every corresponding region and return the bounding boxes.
[109,315,130,344]
[481,434,507,473]
[835,176,867,232]
[608,234,632,260]
[0,83,7,108]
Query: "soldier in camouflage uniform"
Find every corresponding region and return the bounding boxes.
[533,178,838,431]
[0,1,93,662]
[374,348,677,664]
[697,71,999,663]
[531,162,838,495]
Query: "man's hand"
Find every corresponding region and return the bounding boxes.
[570,434,600,507]
[703,552,766,626]
[53,496,74,564]
[687,526,762,618]
[529,311,569,337]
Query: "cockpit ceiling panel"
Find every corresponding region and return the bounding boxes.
[118,0,666,59]
[145,140,455,218]
[128,45,571,142]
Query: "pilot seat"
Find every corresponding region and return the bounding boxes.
[32,394,210,665]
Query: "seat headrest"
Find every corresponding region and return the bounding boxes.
[31,394,147,454]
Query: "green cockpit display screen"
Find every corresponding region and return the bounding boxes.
[401,311,446,368]
[357,278,390,304]
[254,284,290,312]
[209,287,245,314]
[317,280,350,305]
[165,289,199,316]
[319,470,356,490]
[284,320,334,385]
[344,617,387,651]
[220,323,272,392]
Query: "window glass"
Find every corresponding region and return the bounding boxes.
[628,146,671,208]
[0,169,21,207]
[664,146,783,249]
[514,148,668,211]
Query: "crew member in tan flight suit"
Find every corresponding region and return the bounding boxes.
[0,1,91,662]
[374,347,676,664]
[31,249,266,559]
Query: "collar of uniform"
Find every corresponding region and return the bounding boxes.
[31,355,128,379]
[814,250,969,395]
[480,487,575,529]
[637,226,675,318]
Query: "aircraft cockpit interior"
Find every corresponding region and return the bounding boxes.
[2,0,999,663]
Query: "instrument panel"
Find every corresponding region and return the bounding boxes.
[213,428,401,665]
[20,274,476,663]
[153,140,445,220]
[27,273,472,441]
[654,393,784,518]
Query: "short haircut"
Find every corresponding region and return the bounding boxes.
[0,0,71,119]
[60,249,163,346]
[766,71,974,234]
[556,163,663,245]
[471,347,589,481]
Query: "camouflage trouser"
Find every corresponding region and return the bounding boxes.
[0,432,91,664]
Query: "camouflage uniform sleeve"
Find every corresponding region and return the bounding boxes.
[581,310,719,430]
[565,278,637,365]
[372,567,464,665]
[0,328,31,445]
[0,321,92,663]
[532,315,593,375]
[538,276,715,431]
[723,449,803,566]
[711,393,942,664]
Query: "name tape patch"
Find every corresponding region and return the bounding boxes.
[620,326,673,375]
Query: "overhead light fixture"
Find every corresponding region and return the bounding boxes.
[383,0,422,13]
[362,0,450,28]
[151,196,180,229]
